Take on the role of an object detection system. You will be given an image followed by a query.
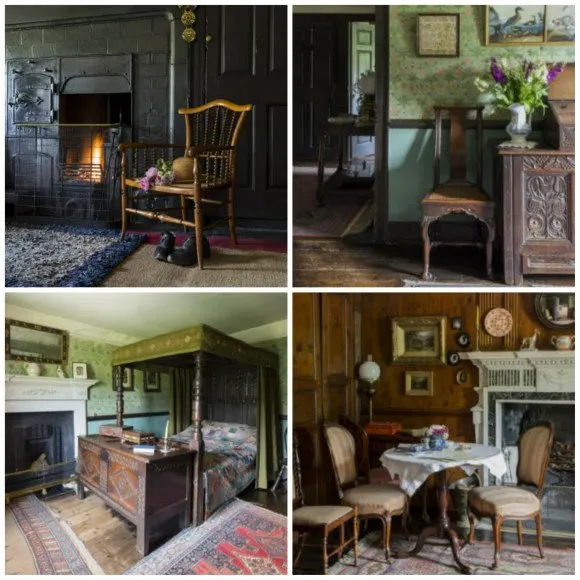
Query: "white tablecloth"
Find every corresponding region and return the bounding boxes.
[380,443,507,497]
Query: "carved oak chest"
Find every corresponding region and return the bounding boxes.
[496,149,575,285]
[76,435,193,555]
[544,65,574,151]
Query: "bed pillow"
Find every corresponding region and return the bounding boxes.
[202,420,257,444]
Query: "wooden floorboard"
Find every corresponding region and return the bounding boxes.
[293,238,574,288]
[43,486,287,575]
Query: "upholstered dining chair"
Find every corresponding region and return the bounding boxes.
[467,421,555,570]
[293,435,359,574]
[322,421,409,562]
[119,99,252,268]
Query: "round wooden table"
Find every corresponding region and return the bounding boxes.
[381,443,507,574]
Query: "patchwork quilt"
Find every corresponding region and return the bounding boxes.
[172,421,257,517]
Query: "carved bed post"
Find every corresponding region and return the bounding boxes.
[114,365,124,427]
[191,351,206,525]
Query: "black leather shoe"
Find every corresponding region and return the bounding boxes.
[154,231,176,261]
[167,236,211,267]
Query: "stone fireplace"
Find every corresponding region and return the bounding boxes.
[5,374,98,497]
[461,351,575,534]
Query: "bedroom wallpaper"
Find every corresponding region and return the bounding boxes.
[5,335,170,417]
[389,5,574,119]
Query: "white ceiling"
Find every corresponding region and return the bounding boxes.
[5,293,287,342]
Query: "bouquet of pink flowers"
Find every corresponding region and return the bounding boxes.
[139,159,176,192]
[426,424,449,439]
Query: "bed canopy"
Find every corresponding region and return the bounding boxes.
[111,324,280,525]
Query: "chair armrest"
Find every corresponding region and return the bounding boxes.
[186,145,235,156]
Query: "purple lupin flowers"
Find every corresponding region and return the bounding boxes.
[490,58,507,84]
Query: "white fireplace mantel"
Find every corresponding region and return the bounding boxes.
[459,351,575,447]
[5,375,99,456]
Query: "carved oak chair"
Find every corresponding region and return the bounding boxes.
[467,421,555,570]
[119,99,252,268]
[293,435,359,574]
[421,106,495,281]
[322,421,409,562]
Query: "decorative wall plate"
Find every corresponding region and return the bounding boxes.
[457,332,470,347]
[483,308,513,337]
[447,351,460,365]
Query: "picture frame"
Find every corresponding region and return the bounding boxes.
[5,319,68,364]
[451,317,462,330]
[405,371,434,396]
[72,362,88,380]
[119,367,134,391]
[392,316,446,365]
[416,13,460,57]
[534,293,575,330]
[144,371,161,393]
[485,5,574,46]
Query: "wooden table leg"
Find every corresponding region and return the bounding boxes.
[394,471,473,575]
[316,134,326,206]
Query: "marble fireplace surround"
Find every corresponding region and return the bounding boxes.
[460,351,574,485]
[5,375,98,457]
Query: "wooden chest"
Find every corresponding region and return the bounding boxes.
[544,65,574,151]
[77,435,193,555]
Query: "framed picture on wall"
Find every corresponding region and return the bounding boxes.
[405,371,434,396]
[119,367,134,391]
[72,362,88,380]
[392,316,446,365]
[486,5,575,45]
[144,371,160,392]
[416,13,460,57]
[544,5,575,44]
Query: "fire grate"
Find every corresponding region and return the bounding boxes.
[10,124,121,225]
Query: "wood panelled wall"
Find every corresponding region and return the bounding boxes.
[293,293,357,505]
[293,292,568,505]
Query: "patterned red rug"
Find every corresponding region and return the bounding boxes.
[8,494,101,574]
[328,531,574,575]
[125,499,287,575]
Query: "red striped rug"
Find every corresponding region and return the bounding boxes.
[8,494,100,574]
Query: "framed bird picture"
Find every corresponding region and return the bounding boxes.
[486,6,546,45]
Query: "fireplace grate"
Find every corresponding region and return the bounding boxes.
[10,124,121,225]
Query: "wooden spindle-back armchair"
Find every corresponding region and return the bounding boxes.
[119,99,252,269]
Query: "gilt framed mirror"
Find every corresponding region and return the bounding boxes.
[534,293,575,330]
[5,319,68,364]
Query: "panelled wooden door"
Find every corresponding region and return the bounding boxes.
[293,293,356,505]
[196,6,287,225]
[293,16,348,163]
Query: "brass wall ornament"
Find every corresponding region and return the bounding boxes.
[178,5,198,43]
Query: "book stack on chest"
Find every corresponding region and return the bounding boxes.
[121,430,157,445]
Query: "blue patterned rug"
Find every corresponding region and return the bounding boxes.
[6,223,147,287]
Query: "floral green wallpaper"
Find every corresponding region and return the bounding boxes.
[389,5,574,119]
[255,338,287,415]
[5,335,170,417]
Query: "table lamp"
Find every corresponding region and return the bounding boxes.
[359,355,381,423]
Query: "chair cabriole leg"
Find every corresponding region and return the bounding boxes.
[492,514,502,569]
[535,513,544,558]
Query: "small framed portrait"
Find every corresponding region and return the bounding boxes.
[405,371,434,396]
[392,316,446,365]
[451,317,462,330]
[416,13,460,57]
[121,367,134,391]
[144,371,160,393]
[72,362,88,379]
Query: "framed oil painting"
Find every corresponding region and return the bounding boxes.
[486,6,545,45]
[416,13,460,57]
[544,5,575,44]
[144,371,161,393]
[119,367,134,391]
[392,316,446,365]
[405,371,434,396]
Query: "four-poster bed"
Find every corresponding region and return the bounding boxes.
[76,324,280,555]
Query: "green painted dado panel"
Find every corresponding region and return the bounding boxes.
[389,5,574,120]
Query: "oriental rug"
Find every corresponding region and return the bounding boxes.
[6,494,103,575]
[6,223,146,287]
[124,499,287,575]
[328,531,574,575]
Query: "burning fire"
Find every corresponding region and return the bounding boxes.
[63,132,104,183]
